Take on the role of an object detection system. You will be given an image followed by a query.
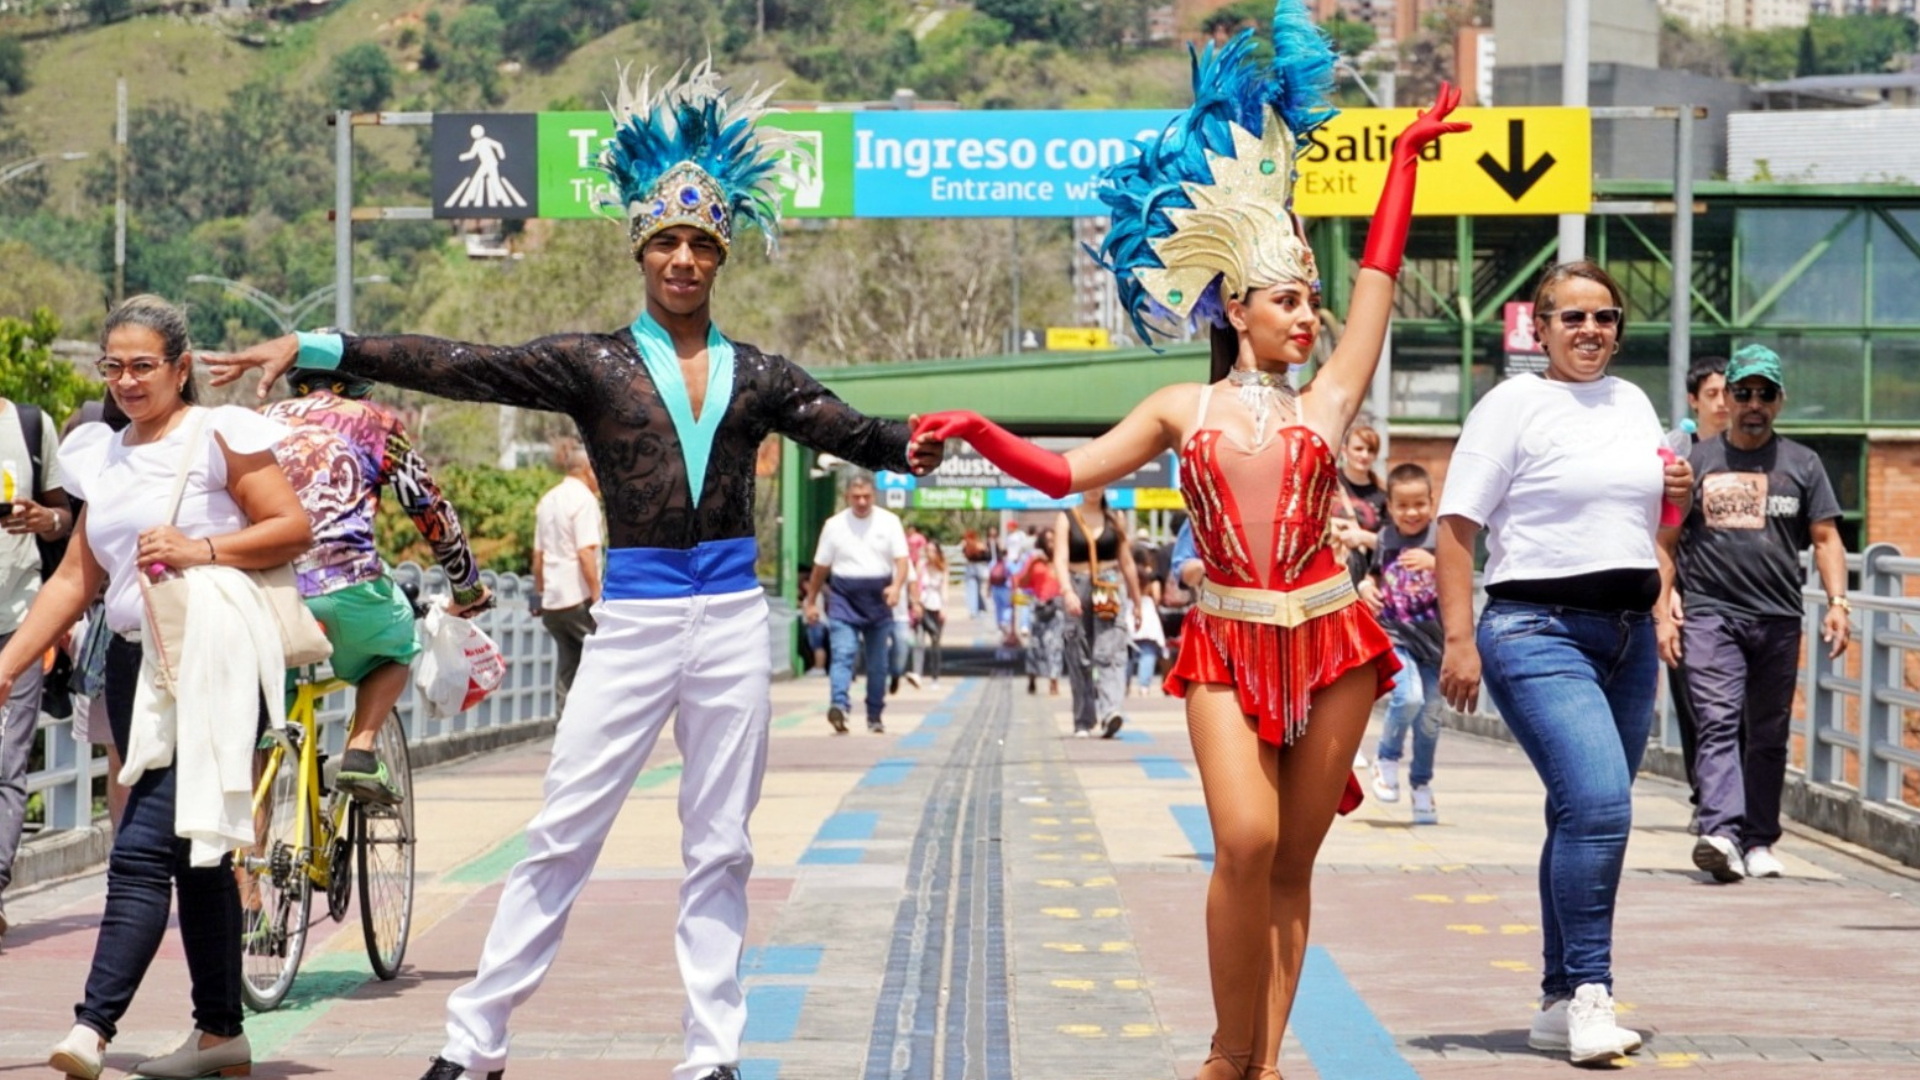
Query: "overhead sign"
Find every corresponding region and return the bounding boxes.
[1045,327,1110,351]
[433,106,1590,221]
[1297,107,1591,217]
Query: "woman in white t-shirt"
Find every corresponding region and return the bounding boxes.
[0,296,311,1080]
[1435,262,1692,1067]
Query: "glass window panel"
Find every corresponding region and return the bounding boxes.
[1736,207,1866,327]
[1733,334,1865,423]
[1871,210,1920,327]
[1870,338,1920,422]
[1387,326,1466,421]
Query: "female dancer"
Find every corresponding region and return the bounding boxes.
[913,8,1466,1074]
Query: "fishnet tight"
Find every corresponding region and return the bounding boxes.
[1186,668,1376,1080]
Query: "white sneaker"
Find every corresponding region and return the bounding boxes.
[1410,784,1438,825]
[49,1024,105,1080]
[1693,834,1746,883]
[904,671,923,689]
[1743,844,1785,878]
[1370,759,1401,802]
[1528,995,1643,1055]
[1566,984,1640,1063]
[1353,748,1369,768]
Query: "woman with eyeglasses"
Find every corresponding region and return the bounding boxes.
[1435,260,1692,1066]
[0,295,310,1080]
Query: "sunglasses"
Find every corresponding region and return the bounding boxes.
[95,356,175,381]
[1730,385,1781,404]
[1540,307,1623,328]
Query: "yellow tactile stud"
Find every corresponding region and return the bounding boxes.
[1446,924,1488,935]
[1463,894,1499,904]
[1499,924,1538,935]
[1036,879,1076,889]
[1098,942,1134,953]
[1083,876,1117,887]
[1058,1024,1104,1037]
[1033,817,1061,825]
[1031,833,1062,842]
[1120,1024,1162,1038]
[1042,907,1082,919]
[1112,978,1145,990]
[1045,942,1088,953]
[1490,960,1533,971]
[1052,979,1097,991]
[1092,907,1122,918]
[1412,894,1454,904]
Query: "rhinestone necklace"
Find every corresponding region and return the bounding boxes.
[1226,368,1298,449]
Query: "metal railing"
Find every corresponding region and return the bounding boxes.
[23,564,555,840]
[1646,542,1920,847]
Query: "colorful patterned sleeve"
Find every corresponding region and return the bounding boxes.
[383,419,483,603]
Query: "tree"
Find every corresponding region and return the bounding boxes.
[83,0,131,25]
[976,0,1060,42]
[0,308,97,426]
[0,37,27,96]
[327,44,396,113]
[1321,13,1377,59]
[1398,0,1490,108]
[438,6,508,108]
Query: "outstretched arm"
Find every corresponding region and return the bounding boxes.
[912,383,1189,498]
[1306,84,1469,438]
[205,330,596,416]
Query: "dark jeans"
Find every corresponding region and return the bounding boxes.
[1478,601,1657,997]
[76,637,244,1041]
[1666,661,1702,806]
[916,609,944,681]
[540,601,598,717]
[1682,612,1801,850]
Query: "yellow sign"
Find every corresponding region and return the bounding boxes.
[1132,487,1185,511]
[1046,327,1110,351]
[1294,107,1591,217]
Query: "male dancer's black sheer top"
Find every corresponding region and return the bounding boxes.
[332,330,910,550]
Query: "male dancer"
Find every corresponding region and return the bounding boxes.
[209,60,941,1080]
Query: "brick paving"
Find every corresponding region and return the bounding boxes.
[3,610,1918,1077]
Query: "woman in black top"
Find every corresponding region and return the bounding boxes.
[1051,487,1141,738]
[1332,423,1388,587]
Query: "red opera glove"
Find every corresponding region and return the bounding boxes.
[1360,82,1470,279]
[912,411,1072,498]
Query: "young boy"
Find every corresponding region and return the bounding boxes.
[1364,463,1445,824]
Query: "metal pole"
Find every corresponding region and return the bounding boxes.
[1669,106,1696,426]
[335,110,354,332]
[1370,324,1392,462]
[1010,218,1022,353]
[113,78,126,304]
[1558,0,1589,263]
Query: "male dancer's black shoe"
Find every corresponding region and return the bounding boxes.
[698,1067,741,1080]
[419,1056,503,1080]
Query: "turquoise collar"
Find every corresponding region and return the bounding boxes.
[630,312,736,506]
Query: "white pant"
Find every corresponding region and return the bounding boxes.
[443,589,772,1080]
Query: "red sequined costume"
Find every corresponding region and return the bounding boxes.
[1167,392,1400,755]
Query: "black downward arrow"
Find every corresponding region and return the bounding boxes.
[1477,119,1557,201]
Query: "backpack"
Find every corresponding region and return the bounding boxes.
[12,403,69,581]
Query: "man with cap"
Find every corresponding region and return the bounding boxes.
[207,59,943,1080]
[1658,344,1850,883]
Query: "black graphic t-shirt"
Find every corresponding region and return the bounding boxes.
[335,330,911,551]
[1677,433,1841,620]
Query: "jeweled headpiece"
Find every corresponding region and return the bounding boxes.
[600,58,806,261]
[1093,0,1338,344]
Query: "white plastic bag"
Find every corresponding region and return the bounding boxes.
[414,602,507,720]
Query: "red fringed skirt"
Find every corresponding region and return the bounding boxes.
[1166,601,1400,814]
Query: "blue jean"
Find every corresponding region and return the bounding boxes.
[1375,644,1441,788]
[1132,640,1162,689]
[964,562,989,616]
[828,618,890,721]
[77,637,245,1041]
[1477,600,1657,998]
[889,618,912,678]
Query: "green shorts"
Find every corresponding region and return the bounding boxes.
[302,576,421,685]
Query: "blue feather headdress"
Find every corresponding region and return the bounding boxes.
[1094,0,1338,345]
[600,59,806,260]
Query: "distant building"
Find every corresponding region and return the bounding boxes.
[1309,0,1443,45]
[1493,0,1660,68]
[1662,0,1812,31]
[1811,0,1918,14]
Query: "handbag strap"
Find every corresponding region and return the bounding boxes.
[160,407,210,528]
[1071,508,1105,581]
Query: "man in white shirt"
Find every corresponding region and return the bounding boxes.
[804,475,907,734]
[0,397,74,938]
[533,439,603,717]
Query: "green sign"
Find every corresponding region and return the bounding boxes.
[535,112,854,222]
[912,487,986,510]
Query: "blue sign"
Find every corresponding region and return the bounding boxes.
[852,111,1173,218]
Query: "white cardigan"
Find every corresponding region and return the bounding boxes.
[121,566,289,867]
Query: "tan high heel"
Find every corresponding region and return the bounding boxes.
[1197,1039,1252,1080]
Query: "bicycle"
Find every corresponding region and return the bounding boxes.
[236,671,417,1011]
